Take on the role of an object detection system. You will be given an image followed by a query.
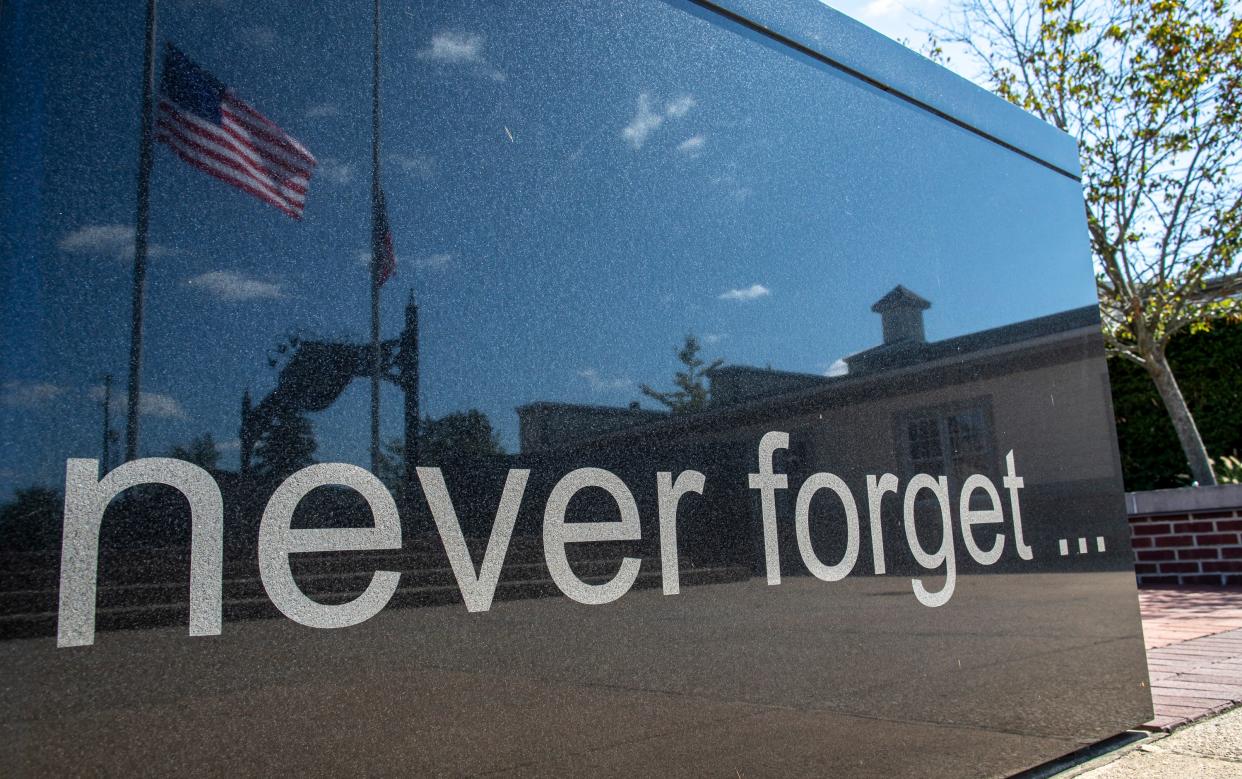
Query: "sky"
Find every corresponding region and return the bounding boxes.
[0,0,1096,498]
[828,0,950,54]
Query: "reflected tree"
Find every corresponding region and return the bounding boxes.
[380,409,504,486]
[168,433,221,469]
[252,409,317,479]
[640,334,723,414]
[0,486,62,551]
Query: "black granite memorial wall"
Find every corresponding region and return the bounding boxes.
[0,0,1151,775]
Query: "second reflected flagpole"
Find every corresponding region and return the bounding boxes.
[369,0,382,473]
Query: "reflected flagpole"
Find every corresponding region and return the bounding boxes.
[125,0,158,462]
[369,0,382,473]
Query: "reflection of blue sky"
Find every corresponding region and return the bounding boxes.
[0,0,1095,496]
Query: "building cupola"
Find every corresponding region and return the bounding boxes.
[871,285,931,345]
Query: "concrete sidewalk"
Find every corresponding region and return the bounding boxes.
[1076,706,1242,777]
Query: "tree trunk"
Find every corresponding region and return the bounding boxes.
[1145,348,1217,486]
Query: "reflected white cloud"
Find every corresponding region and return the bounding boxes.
[235,25,276,49]
[577,368,633,393]
[418,31,484,63]
[664,95,696,117]
[622,94,664,149]
[89,386,188,420]
[389,151,435,178]
[355,249,453,272]
[718,283,771,302]
[622,93,698,149]
[1,381,65,408]
[702,332,726,345]
[185,270,283,301]
[305,102,340,119]
[824,358,850,377]
[416,32,506,80]
[58,224,178,260]
[677,135,706,155]
[415,252,453,270]
[317,159,355,185]
[709,173,752,202]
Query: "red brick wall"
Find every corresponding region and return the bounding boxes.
[1129,509,1242,586]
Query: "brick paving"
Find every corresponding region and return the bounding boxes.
[1137,586,1242,731]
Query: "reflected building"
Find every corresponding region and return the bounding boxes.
[511,285,1121,580]
[518,283,1112,491]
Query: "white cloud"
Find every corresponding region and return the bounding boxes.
[418,31,484,63]
[306,102,340,119]
[664,95,696,117]
[185,270,283,301]
[58,224,177,260]
[389,151,435,178]
[719,284,771,302]
[90,386,188,420]
[860,0,904,18]
[677,135,706,155]
[577,368,633,393]
[1,381,65,408]
[702,333,726,345]
[821,0,959,58]
[317,159,355,185]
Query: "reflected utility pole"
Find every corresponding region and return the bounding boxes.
[126,0,158,462]
[369,0,383,473]
[101,374,114,471]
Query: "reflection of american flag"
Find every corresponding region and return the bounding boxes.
[373,191,397,286]
[155,44,316,220]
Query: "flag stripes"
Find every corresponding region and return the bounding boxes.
[374,191,397,286]
[156,47,316,219]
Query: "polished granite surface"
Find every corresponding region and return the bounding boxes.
[0,0,1150,774]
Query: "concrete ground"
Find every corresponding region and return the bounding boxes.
[1063,706,1242,777]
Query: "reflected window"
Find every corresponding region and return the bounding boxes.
[897,399,996,483]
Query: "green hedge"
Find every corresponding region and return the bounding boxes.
[1107,321,1242,491]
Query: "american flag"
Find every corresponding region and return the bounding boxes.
[155,44,316,220]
